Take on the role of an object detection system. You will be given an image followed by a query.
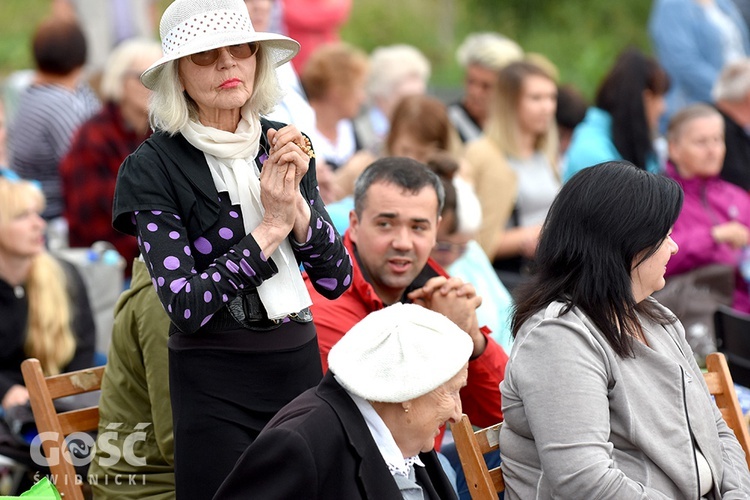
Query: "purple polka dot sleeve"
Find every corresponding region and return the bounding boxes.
[291,167,352,300]
[135,210,277,334]
[291,208,352,300]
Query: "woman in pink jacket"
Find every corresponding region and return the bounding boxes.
[665,103,750,313]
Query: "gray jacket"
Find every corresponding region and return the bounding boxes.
[499,299,750,499]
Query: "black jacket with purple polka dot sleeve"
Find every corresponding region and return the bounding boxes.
[112,119,352,334]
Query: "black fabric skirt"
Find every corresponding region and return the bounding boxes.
[168,321,322,500]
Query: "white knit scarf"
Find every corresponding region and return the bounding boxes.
[180,104,311,319]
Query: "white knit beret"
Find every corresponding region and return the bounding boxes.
[328,303,473,403]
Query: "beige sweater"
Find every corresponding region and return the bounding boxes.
[464,137,518,258]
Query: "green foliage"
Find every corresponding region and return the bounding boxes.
[0,0,51,76]
[341,0,655,100]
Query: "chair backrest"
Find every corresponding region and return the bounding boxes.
[451,414,503,500]
[21,358,104,500]
[703,352,750,469]
[713,305,750,387]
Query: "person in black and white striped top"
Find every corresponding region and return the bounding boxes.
[7,17,100,227]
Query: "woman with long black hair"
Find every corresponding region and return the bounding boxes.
[499,161,750,498]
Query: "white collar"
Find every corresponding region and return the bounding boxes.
[340,378,424,477]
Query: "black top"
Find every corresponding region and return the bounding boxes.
[214,371,458,499]
[718,107,750,191]
[112,119,352,336]
[0,259,96,399]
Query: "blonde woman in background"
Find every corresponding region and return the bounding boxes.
[465,60,560,291]
[0,175,95,413]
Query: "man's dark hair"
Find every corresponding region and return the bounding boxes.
[353,157,445,217]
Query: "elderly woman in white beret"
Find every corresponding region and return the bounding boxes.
[111,0,351,497]
[214,303,471,499]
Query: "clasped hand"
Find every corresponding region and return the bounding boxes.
[259,125,311,237]
[407,276,486,357]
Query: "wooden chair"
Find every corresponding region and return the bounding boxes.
[452,352,750,500]
[703,352,750,469]
[451,414,503,500]
[21,358,104,500]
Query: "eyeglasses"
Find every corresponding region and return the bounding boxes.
[189,43,258,66]
[434,241,468,256]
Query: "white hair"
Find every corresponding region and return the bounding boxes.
[366,44,431,100]
[148,44,282,134]
[456,32,523,71]
[100,38,162,102]
[713,59,750,103]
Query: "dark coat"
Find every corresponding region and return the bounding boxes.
[213,372,458,499]
[718,107,750,191]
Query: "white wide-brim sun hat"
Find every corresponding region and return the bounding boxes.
[141,0,300,90]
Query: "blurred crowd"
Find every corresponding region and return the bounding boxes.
[2,0,750,498]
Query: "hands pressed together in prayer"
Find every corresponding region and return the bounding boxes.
[259,125,313,244]
[408,276,487,359]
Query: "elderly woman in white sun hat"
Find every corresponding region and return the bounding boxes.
[214,302,469,499]
[111,0,352,497]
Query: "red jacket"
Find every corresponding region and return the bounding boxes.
[304,230,507,429]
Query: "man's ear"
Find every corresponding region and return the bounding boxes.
[433,215,442,247]
[348,210,359,243]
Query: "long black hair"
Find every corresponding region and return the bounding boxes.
[512,161,683,357]
[595,48,670,171]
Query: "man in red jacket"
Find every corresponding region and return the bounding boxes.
[304,156,507,430]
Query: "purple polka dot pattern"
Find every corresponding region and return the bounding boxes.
[195,237,212,254]
[164,256,180,270]
[240,260,256,277]
[170,278,187,293]
[316,278,337,291]
[131,173,352,334]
